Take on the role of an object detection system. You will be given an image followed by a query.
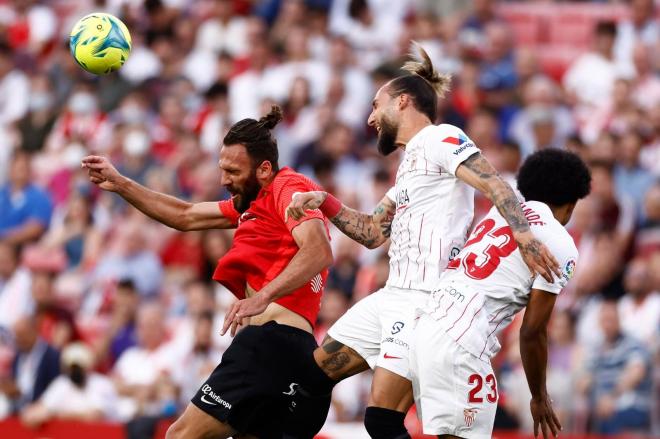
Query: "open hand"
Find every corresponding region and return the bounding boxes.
[530,395,562,439]
[285,191,327,222]
[221,294,270,337]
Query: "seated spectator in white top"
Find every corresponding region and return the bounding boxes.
[564,21,628,127]
[113,302,178,422]
[614,0,659,76]
[20,342,118,427]
[618,258,660,350]
[0,242,33,331]
[629,43,660,112]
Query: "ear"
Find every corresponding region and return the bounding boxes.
[256,160,273,179]
[397,93,411,110]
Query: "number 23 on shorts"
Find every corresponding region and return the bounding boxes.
[468,373,498,403]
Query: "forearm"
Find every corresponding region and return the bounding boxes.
[520,329,549,399]
[1,221,46,245]
[615,363,645,395]
[330,205,386,249]
[114,177,193,230]
[260,242,332,302]
[485,178,530,235]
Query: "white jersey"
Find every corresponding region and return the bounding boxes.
[424,201,578,361]
[385,124,480,291]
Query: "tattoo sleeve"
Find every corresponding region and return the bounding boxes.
[461,154,530,234]
[329,197,396,249]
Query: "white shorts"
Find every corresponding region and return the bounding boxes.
[410,313,497,438]
[327,286,428,380]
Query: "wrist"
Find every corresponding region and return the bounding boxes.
[319,193,342,218]
[114,174,131,193]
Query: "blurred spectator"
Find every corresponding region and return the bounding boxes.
[613,130,655,219]
[17,74,57,154]
[1,0,57,56]
[564,21,626,132]
[91,219,163,300]
[635,182,660,258]
[0,242,32,330]
[112,303,178,424]
[1,316,59,413]
[195,0,247,57]
[508,75,575,157]
[94,279,139,367]
[20,342,117,427]
[0,150,53,245]
[31,270,79,350]
[629,43,660,112]
[172,310,223,407]
[614,0,659,75]
[581,301,653,435]
[0,42,29,127]
[44,191,103,271]
[618,258,660,350]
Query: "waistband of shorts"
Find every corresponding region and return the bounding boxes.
[259,320,316,338]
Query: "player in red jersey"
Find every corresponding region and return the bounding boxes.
[82,106,336,438]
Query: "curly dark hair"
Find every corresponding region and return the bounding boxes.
[517,149,591,206]
[223,105,282,171]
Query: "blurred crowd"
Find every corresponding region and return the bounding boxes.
[0,0,658,437]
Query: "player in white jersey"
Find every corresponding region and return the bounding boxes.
[410,149,592,439]
[281,45,560,438]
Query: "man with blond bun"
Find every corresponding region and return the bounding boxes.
[279,44,562,438]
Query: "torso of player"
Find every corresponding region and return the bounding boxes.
[244,284,313,333]
[425,201,578,361]
[387,124,478,292]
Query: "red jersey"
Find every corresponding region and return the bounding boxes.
[212,167,329,326]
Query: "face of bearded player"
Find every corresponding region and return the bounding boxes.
[219,144,263,213]
[368,86,401,156]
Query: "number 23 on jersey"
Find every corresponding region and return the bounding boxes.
[446,218,516,280]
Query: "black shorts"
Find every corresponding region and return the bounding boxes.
[190,321,331,438]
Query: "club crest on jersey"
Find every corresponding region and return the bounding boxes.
[464,408,477,427]
[563,259,576,281]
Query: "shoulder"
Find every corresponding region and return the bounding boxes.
[273,168,320,193]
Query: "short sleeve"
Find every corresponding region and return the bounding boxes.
[425,124,480,176]
[531,237,578,294]
[218,199,240,226]
[274,176,325,233]
[28,188,53,227]
[385,186,396,203]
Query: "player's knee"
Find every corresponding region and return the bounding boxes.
[165,419,186,439]
[364,406,411,439]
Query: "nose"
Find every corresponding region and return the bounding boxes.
[367,112,375,127]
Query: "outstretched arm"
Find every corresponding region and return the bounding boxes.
[519,289,562,439]
[82,155,235,231]
[286,191,396,249]
[456,153,560,282]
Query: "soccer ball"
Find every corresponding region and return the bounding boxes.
[69,13,131,75]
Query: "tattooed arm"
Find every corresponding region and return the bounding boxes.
[286,192,396,249]
[455,153,560,282]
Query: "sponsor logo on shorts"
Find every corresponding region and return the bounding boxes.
[383,353,402,360]
[200,384,232,409]
[464,408,477,427]
[391,321,405,335]
[282,382,300,396]
[382,337,409,349]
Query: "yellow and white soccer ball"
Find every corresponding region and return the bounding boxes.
[69,13,131,75]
